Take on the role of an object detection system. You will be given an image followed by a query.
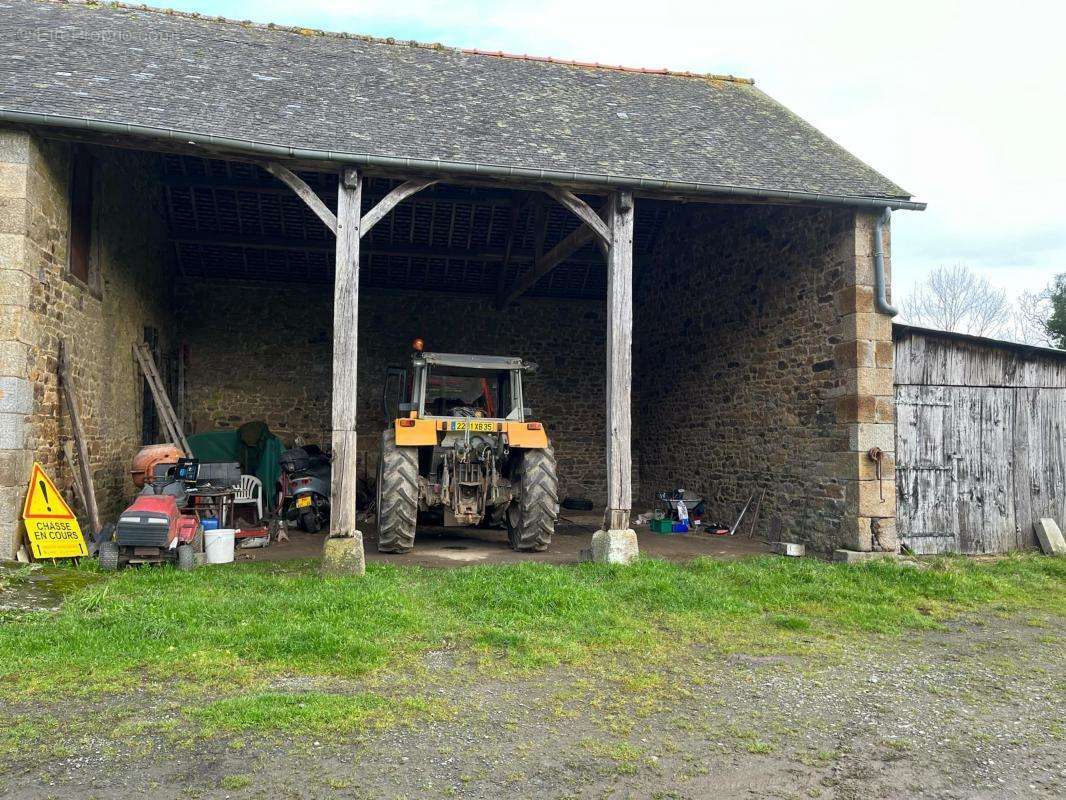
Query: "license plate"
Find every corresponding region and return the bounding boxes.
[449,420,494,432]
[296,496,312,508]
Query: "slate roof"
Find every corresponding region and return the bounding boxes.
[0,0,916,204]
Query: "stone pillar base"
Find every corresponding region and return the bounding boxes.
[591,529,639,564]
[832,548,899,564]
[320,532,365,576]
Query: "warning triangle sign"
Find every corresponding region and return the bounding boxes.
[22,462,77,520]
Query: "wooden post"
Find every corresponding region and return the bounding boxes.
[605,191,634,533]
[322,167,365,575]
[261,161,440,573]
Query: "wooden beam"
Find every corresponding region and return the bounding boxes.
[164,173,518,205]
[330,168,362,544]
[62,441,89,524]
[543,186,611,247]
[169,233,602,266]
[532,200,549,260]
[494,200,520,301]
[263,162,338,234]
[58,341,101,536]
[361,178,438,237]
[604,191,634,531]
[499,224,595,307]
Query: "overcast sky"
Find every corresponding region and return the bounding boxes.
[161,0,1064,303]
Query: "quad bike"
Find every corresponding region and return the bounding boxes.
[377,343,559,553]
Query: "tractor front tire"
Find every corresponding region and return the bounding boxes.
[98,540,120,572]
[507,444,558,552]
[177,544,196,572]
[376,430,419,553]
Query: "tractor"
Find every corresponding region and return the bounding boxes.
[376,342,559,553]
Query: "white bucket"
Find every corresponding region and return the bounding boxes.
[204,528,236,564]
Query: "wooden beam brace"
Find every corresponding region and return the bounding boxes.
[360,178,438,237]
[494,199,521,301]
[499,224,596,307]
[264,162,338,234]
[605,191,634,530]
[532,201,549,260]
[330,167,362,543]
[543,186,611,247]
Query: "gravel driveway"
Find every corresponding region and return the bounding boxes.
[1,610,1062,799]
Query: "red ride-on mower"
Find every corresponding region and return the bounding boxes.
[98,494,202,571]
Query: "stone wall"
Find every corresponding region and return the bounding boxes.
[633,204,895,553]
[177,282,609,503]
[0,129,33,558]
[0,128,175,557]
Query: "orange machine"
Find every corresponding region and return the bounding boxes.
[130,444,185,488]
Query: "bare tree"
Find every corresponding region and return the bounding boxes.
[900,265,1010,338]
[1005,287,1054,346]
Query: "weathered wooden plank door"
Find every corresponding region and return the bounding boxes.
[1012,388,1036,552]
[977,388,1015,553]
[1023,388,1066,547]
[898,383,1066,553]
[896,385,959,554]
[949,387,986,553]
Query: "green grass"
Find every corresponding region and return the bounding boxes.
[0,554,1062,699]
[189,691,451,735]
[220,774,251,790]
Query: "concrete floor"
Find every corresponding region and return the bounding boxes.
[236,510,770,568]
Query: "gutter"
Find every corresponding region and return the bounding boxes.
[0,109,927,211]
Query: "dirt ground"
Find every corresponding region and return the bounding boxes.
[1,610,1062,799]
[240,511,770,567]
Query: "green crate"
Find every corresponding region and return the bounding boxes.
[650,518,674,534]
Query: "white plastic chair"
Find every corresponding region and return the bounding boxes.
[234,474,263,522]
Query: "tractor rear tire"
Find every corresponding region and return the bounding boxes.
[376,430,419,553]
[177,544,196,572]
[507,444,558,552]
[98,540,120,572]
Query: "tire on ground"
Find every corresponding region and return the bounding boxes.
[376,430,419,553]
[508,443,558,552]
[300,509,320,534]
[98,540,120,572]
[177,544,196,572]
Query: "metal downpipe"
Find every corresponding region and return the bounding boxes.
[873,207,898,317]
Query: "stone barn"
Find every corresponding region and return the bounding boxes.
[0,0,923,565]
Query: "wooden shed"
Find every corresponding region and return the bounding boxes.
[894,324,1066,554]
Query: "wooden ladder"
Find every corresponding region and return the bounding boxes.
[133,342,191,455]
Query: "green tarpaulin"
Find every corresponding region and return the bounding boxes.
[187,426,283,502]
